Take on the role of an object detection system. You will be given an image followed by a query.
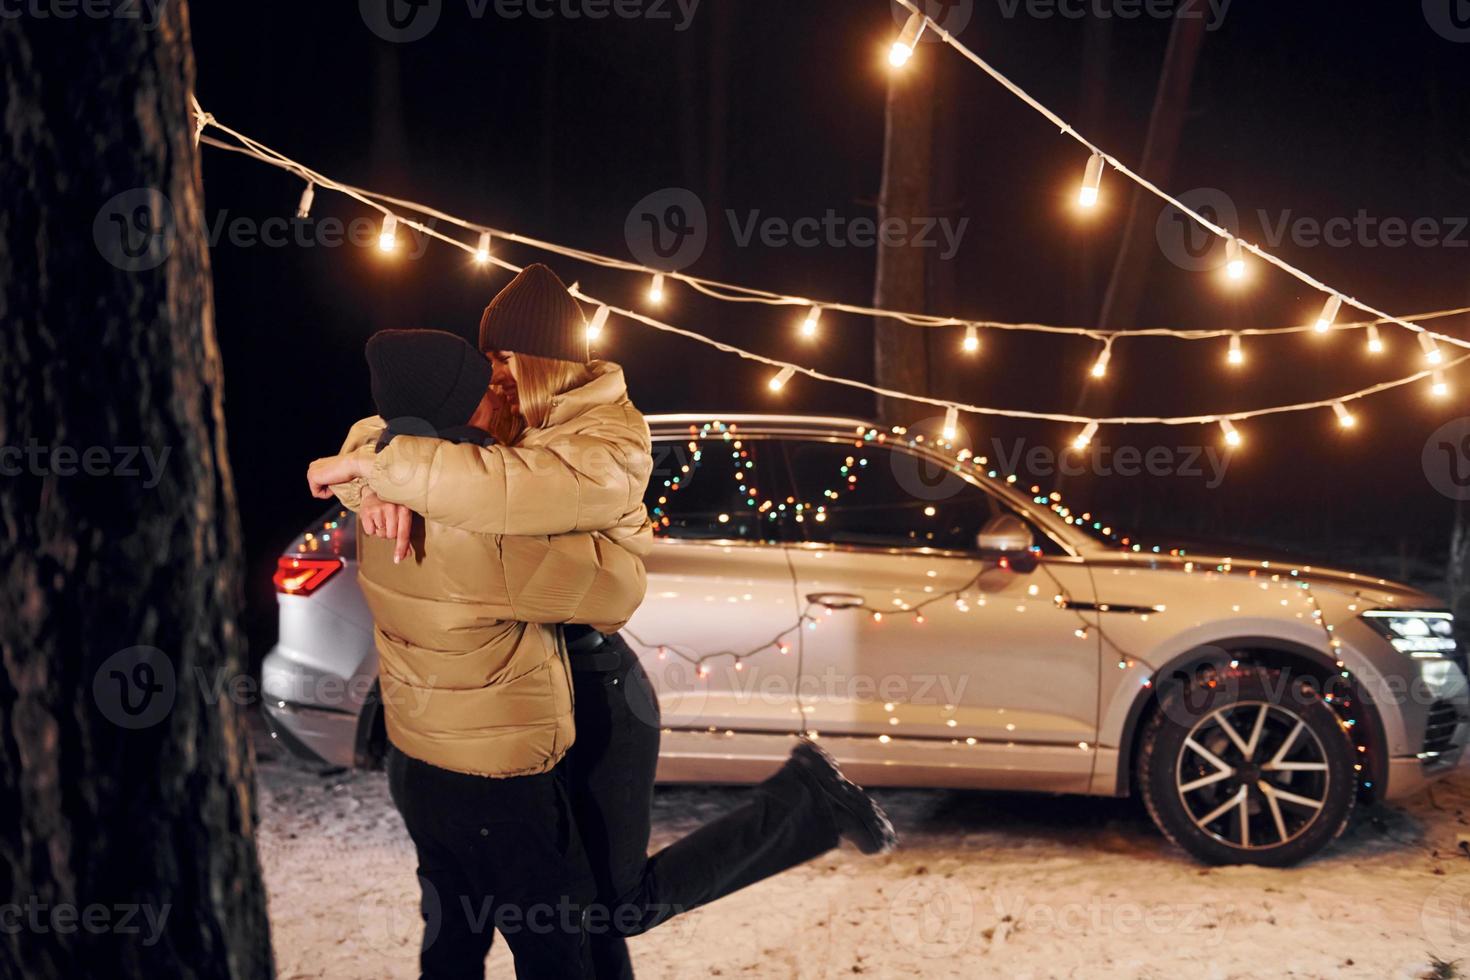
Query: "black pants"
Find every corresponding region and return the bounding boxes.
[562,634,841,980]
[386,747,597,980]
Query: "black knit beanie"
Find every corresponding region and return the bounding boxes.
[477,263,589,362]
[365,329,493,433]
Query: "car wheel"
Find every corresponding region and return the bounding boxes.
[1137,665,1356,866]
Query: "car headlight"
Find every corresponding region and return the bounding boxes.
[1361,610,1457,658]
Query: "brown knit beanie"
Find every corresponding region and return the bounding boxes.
[477,263,589,362]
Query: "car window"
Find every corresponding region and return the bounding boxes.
[646,426,798,543]
[785,438,1064,555]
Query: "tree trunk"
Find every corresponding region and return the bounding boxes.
[873,54,935,425]
[1453,490,1470,645]
[0,5,273,978]
[1094,12,1208,330]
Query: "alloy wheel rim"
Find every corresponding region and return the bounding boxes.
[1175,701,1331,850]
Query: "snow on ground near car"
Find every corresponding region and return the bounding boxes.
[256,744,1470,980]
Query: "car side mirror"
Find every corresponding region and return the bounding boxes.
[976,514,1038,573]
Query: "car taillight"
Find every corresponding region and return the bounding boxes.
[272,556,343,596]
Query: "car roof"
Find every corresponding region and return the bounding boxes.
[645,413,875,438]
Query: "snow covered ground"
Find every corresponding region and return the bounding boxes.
[256,743,1470,980]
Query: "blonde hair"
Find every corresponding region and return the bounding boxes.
[507,353,593,434]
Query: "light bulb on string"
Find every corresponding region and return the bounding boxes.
[942,406,959,443]
[1331,401,1356,429]
[648,273,666,305]
[295,182,315,220]
[1225,238,1246,281]
[800,305,822,339]
[586,305,611,343]
[1072,421,1099,451]
[1089,341,1113,379]
[1315,294,1342,333]
[1366,324,1384,354]
[1431,371,1450,398]
[474,231,491,265]
[889,12,925,67]
[1078,152,1104,209]
[1419,332,1443,364]
[768,365,796,392]
[1226,333,1245,366]
[377,213,399,253]
[1219,418,1242,448]
[962,325,980,354]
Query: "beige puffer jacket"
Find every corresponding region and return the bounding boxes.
[332,362,654,778]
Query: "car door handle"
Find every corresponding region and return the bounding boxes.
[806,592,866,610]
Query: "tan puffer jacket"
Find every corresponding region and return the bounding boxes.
[332,362,654,778]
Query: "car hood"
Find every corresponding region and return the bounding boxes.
[1090,549,1445,609]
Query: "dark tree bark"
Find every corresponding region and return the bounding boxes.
[0,4,273,979]
[1453,463,1470,641]
[1093,12,1207,330]
[873,49,935,425]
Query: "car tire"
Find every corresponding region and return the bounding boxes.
[1137,665,1356,866]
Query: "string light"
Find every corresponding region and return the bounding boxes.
[295,182,315,220]
[889,11,925,68]
[768,365,796,392]
[1420,332,1444,364]
[648,272,666,305]
[800,305,822,339]
[1219,418,1242,448]
[192,104,1470,435]
[1072,421,1099,450]
[1431,371,1450,398]
[474,230,492,265]
[1227,333,1245,366]
[377,213,398,253]
[962,325,980,354]
[1090,341,1112,378]
[586,304,611,342]
[1366,324,1384,354]
[1225,238,1246,281]
[1331,401,1356,429]
[1315,294,1342,333]
[942,406,959,442]
[1078,152,1104,208]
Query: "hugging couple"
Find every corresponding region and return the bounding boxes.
[305,264,897,980]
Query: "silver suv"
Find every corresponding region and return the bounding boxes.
[263,414,1467,865]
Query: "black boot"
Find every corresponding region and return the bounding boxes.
[789,738,898,855]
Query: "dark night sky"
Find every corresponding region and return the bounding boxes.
[187,1,1470,658]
